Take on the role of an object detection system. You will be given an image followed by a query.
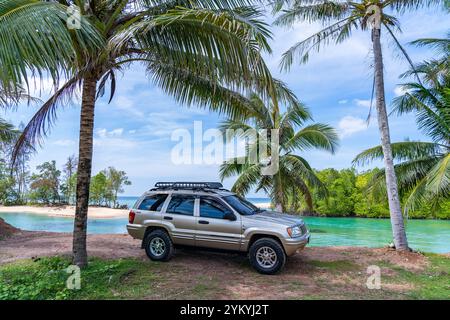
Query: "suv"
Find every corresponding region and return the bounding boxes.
[127,182,310,274]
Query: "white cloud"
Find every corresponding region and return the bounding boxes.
[96,128,124,138]
[53,139,76,147]
[338,99,348,104]
[394,86,409,97]
[338,116,368,138]
[113,95,144,117]
[354,99,372,108]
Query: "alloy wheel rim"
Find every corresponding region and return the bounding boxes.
[149,237,166,256]
[256,246,277,268]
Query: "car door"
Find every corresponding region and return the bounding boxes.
[163,194,197,246]
[195,196,242,251]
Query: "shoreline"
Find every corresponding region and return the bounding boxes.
[0,205,129,219]
[1,204,449,220]
[0,202,273,219]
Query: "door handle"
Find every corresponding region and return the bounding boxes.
[198,220,209,224]
[163,216,173,220]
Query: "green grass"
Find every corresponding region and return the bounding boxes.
[380,254,450,300]
[0,256,162,300]
[308,259,360,271]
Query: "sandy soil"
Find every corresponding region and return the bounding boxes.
[0,205,129,219]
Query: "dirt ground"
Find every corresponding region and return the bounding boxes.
[1,231,438,299]
[0,218,19,240]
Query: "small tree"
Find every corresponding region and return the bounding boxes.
[89,172,108,206]
[61,155,78,204]
[29,161,61,204]
[103,167,131,208]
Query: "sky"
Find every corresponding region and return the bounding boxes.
[1,5,449,197]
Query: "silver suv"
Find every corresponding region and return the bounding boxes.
[127,182,310,274]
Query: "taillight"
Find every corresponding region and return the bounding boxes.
[129,210,136,224]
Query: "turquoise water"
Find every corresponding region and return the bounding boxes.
[1,208,449,253]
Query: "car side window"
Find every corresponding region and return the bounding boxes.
[166,195,195,216]
[200,197,232,219]
[138,194,168,211]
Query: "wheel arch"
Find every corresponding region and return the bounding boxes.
[141,225,171,248]
[247,233,286,254]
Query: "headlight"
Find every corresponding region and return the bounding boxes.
[287,226,302,237]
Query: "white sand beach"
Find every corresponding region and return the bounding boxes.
[0,205,128,219]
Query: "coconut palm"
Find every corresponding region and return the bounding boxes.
[0,0,102,93]
[4,0,276,267]
[272,0,444,250]
[219,81,339,212]
[354,37,450,213]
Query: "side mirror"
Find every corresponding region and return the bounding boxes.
[224,211,236,221]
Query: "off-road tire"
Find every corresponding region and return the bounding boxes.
[144,229,174,262]
[249,238,286,274]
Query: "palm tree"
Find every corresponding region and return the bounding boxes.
[0,0,102,93]
[4,0,276,267]
[354,36,450,214]
[272,0,444,250]
[219,81,339,212]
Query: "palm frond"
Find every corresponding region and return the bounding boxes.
[283,123,339,153]
[279,15,358,70]
[0,117,19,144]
[385,0,444,13]
[353,141,443,166]
[274,0,351,26]
[11,76,82,164]
[0,0,102,91]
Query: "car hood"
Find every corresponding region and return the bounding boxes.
[242,210,304,227]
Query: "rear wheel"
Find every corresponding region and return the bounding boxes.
[249,238,286,274]
[144,230,174,262]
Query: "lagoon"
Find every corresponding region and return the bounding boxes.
[1,211,449,253]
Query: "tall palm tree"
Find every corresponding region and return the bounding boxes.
[4,0,276,267]
[272,0,444,250]
[354,36,450,213]
[220,81,339,211]
[0,0,102,93]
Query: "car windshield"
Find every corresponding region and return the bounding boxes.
[223,195,261,216]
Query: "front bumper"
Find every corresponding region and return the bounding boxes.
[282,232,310,256]
[127,224,146,240]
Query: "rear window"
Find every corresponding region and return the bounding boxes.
[138,194,168,211]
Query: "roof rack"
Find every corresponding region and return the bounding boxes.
[153,182,224,190]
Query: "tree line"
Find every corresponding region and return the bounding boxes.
[307,168,450,219]
[0,154,131,209]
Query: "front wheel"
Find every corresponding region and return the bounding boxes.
[144,230,174,262]
[249,238,286,275]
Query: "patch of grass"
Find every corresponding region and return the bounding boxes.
[308,260,360,271]
[0,256,162,300]
[380,254,450,300]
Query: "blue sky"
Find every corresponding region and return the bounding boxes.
[2,6,448,197]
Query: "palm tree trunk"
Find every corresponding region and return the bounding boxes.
[372,28,408,250]
[72,76,97,267]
